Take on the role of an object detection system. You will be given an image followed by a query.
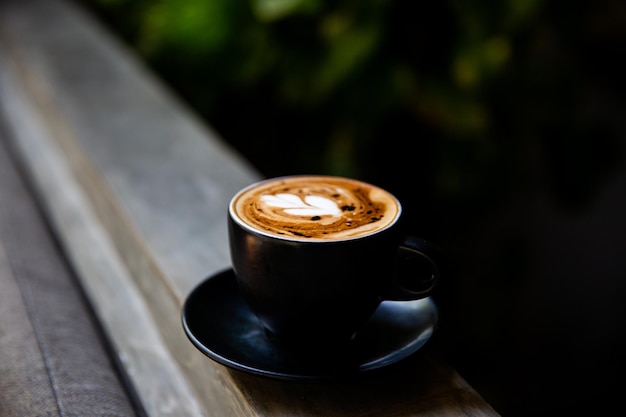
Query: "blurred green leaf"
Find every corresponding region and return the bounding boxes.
[252,0,321,21]
[138,0,236,56]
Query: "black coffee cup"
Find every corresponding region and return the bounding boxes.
[228,175,439,348]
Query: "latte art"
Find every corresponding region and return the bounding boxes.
[230,176,400,241]
[260,194,341,216]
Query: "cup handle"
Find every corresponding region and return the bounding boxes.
[386,236,440,301]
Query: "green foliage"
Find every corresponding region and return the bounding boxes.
[82,0,621,213]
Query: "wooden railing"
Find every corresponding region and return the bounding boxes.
[0,0,498,415]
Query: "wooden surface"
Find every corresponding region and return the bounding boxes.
[0,0,499,415]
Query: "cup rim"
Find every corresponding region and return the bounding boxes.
[229,175,403,243]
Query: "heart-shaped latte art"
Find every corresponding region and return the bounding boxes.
[260,193,341,216]
[233,176,398,241]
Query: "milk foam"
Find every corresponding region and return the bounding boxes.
[231,176,400,241]
[260,194,341,216]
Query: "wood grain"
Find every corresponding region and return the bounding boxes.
[0,0,499,415]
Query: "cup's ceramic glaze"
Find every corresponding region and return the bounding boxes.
[228,175,440,347]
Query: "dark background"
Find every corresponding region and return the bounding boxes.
[80,0,626,414]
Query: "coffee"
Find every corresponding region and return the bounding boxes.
[230,175,400,242]
[228,175,439,344]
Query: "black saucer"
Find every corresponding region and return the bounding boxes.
[182,269,439,381]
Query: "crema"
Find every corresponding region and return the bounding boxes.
[230,176,400,242]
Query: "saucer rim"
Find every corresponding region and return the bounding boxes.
[181,268,439,381]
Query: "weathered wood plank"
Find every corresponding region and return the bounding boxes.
[0,23,219,417]
[0,0,499,415]
[0,0,257,416]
